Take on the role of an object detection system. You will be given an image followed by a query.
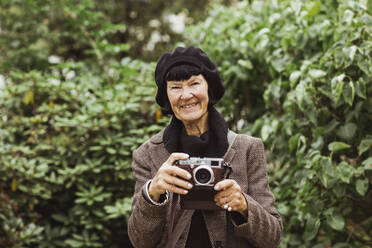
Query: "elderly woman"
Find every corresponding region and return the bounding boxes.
[128,46,282,248]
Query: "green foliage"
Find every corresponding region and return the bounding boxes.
[2,0,372,247]
[0,0,167,247]
[0,60,165,247]
[187,0,372,247]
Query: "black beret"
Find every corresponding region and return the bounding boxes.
[155,46,225,110]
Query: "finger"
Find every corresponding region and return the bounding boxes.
[214,179,235,191]
[216,198,238,212]
[227,198,246,212]
[215,192,235,207]
[225,191,243,204]
[161,181,189,195]
[214,197,226,209]
[163,174,193,190]
[167,152,189,165]
[227,193,248,212]
[165,166,192,180]
[214,185,240,200]
[214,187,243,207]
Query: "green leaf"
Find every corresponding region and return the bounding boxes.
[362,157,372,167]
[343,82,355,106]
[358,59,372,77]
[356,179,369,196]
[306,1,321,19]
[277,203,290,216]
[261,124,273,142]
[331,74,345,103]
[368,0,372,15]
[336,122,357,140]
[304,216,320,241]
[65,239,84,247]
[106,147,116,154]
[89,146,102,151]
[237,59,253,70]
[332,243,350,248]
[289,71,301,87]
[332,183,346,198]
[328,142,351,152]
[347,46,357,61]
[319,168,329,188]
[322,158,333,176]
[51,214,68,223]
[295,80,308,111]
[355,79,367,99]
[24,90,34,105]
[336,162,354,184]
[289,134,300,152]
[327,214,345,231]
[358,136,372,156]
[308,69,326,79]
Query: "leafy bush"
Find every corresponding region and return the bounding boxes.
[2,0,371,247]
[0,0,167,247]
[0,60,166,247]
[186,0,372,247]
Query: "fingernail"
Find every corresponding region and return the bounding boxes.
[188,183,193,188]
[214,185,219,190]
[187,174,192,179]
[224,204,228,209]
[228,207,232,212]
[184,190,188,194]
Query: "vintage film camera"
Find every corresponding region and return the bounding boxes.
[175,157,231,210]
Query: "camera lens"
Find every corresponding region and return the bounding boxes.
[195,168,212,184]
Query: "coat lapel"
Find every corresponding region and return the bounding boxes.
[147,129,170,174]
[223,130,237,164]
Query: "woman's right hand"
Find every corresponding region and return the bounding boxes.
[148,153,193,202]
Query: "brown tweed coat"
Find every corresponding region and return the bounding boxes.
[128,129,283,248]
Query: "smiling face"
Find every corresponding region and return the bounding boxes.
[166,74,209,126]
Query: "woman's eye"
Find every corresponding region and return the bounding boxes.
[171,86,181,90]
[191,82,199,86]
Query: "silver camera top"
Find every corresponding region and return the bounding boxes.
[176,157,224,169]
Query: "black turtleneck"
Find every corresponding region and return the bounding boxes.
[163,107,228,157]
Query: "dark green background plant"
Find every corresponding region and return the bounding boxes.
[1,0,167,246]
[1,0,371,247]
[186,0,372,247]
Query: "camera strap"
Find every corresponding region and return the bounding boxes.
[226,212,235,248]
[223,162,232,179]
[224,162,235,248]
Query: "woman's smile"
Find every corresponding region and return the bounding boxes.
[180,102,199,110]
[167,74,209,126]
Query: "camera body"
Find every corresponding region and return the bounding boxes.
[175,157,231,210]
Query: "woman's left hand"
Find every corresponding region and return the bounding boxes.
[214,179,248,218]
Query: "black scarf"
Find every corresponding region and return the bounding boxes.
[163,106,228,157]
[163,106,229,248]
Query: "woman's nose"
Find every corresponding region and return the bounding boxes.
[180,87,193,99]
